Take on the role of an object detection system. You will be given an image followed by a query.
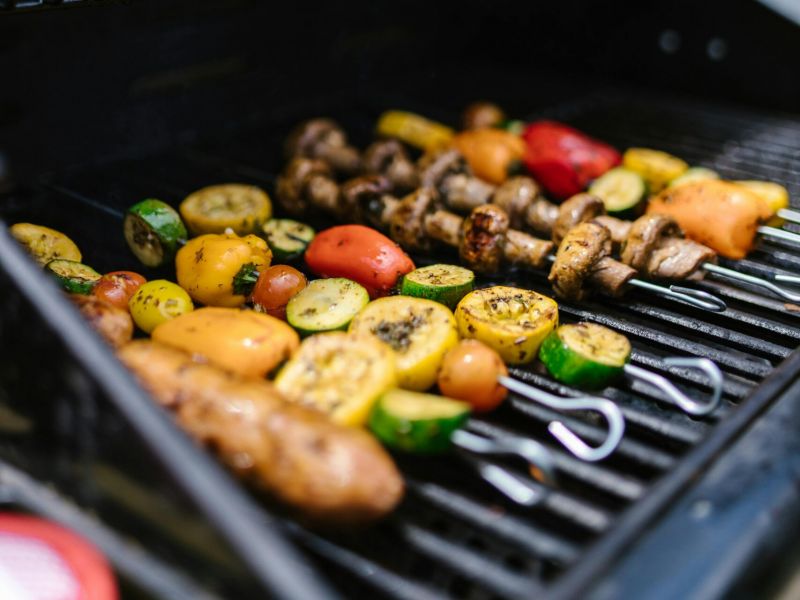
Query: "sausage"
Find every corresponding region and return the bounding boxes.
[117,340,404,522]
[70,294,133,348]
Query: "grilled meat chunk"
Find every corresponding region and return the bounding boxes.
[622,214,715,280]
[549,221,635,301]
[71,294,133,348]
[118,340,404,522]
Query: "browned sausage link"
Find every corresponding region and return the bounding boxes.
[424,210,463,248]
[118,341,404,522]
[460,204,508,274]
[548,221,612,301]
[70,294,133,349]
[594,215,632,247]
[587,257,637,298]
[551,193,605,246]
[503,229,554,269]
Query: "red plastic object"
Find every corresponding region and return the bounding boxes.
[0,514,117,600]
[522,120,621,199]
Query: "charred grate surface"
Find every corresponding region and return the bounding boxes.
[3,91,800,599]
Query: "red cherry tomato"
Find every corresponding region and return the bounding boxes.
[251,265,307,320]
[93,271,146,310]
[305,225,415,298]
[438,340,508,412]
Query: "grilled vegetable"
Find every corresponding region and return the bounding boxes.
[286,278,368,336]
[376,110,454,151]
[128,279,194,333]
[180,184,272,236]
[400,264,475,309]
[92,271,147,310]
[368,389,471,453]
[588,167,647,215]
[734,180,790,215]
[455,286,559,365]
[622,148,688,193]
[451,128,525,185]
[349,296,459,391]
[522,121,621,199]
[124,199,187,268]
[71,294,133,348]
[275,332,397,426]
[251,265,307,320]
[647,180,772,259]
[175,232,272,307]
[10,223,81,266]
[438,340,508,412]
[462,102,507,130]
[305,225,415,298]
[539,322,631,389]
[668,167,719,188]
[152,307,299,379]
[260,218,315,261]
[119,340,403,522]
[45,260,101,294]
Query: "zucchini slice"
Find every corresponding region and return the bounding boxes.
[400,264,475,309]
[668,167,719,189]
[588,167,647,215]
[286,278,369,336]
[10,223,81,266]
[274,332,397,426]
[369,389,471,453]
[349,296,459,391]
[622,147,688,193]
[539,322,631,389]
[455,286,559,365]
[180,184,272,236]
[261,218,315,261]
[124,199,187,268]
[45,259,101,294]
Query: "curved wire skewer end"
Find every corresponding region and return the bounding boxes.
[625,358,724,417]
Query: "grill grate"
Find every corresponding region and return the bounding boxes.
[3,90,800,598]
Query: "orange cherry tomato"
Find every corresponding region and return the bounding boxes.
[304,225,415,298]
[438,339,508,412]
[93,271,146,310]
[251,265,307,320]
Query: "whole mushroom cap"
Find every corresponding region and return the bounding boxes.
[552,193,606,245]
[390,187,440,253]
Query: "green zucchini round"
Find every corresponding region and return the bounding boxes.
[124,199,187,268]
[286,277,368,336]
[400,264,475,309]
[588,167,647,215]
[539,322,631,389]
[261,218,315,261]
[45,259,101,294]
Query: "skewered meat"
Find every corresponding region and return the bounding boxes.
[621,215,716,280]
[363,139,419,192]
[118,340,404,522]
[284,118,361,177]
[70,294,133,348]
[418,149,495,212]
[275,157,340,217]
[549,222,636,301]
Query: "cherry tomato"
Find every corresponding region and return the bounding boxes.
[304,225,415,298]
[438,340,508,412]
[93,271,146,310]
[251,265,307,320]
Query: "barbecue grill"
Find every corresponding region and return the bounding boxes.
[2,1,800,598]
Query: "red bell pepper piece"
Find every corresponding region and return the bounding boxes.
[522,120,621,200]
[305,224,415,298]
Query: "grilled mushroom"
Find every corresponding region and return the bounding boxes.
[551,193,606,246]
[389,187,440,253]
[363,139,419,192]
[492,176,555,235]
[418,149,496,213]
[621,214,716,280]
[462,102,507,130]
[549,222,636,301]
[284,118,361,177]
[340,175,395,226]
[460,204,508,274]
[276,157,340,217]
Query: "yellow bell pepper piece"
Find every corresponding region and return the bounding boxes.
[733,180,789,216]
[377,110,454,151]
[175,231,272,307]
[153,307,299,379]
[623,148,688,193]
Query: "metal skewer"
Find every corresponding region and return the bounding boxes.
[776,208,800,225]
[623,357,724,416]
[702,262,800,303]
[758,225,800,246]
[543,255,727,312]
[498,375,625,462]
